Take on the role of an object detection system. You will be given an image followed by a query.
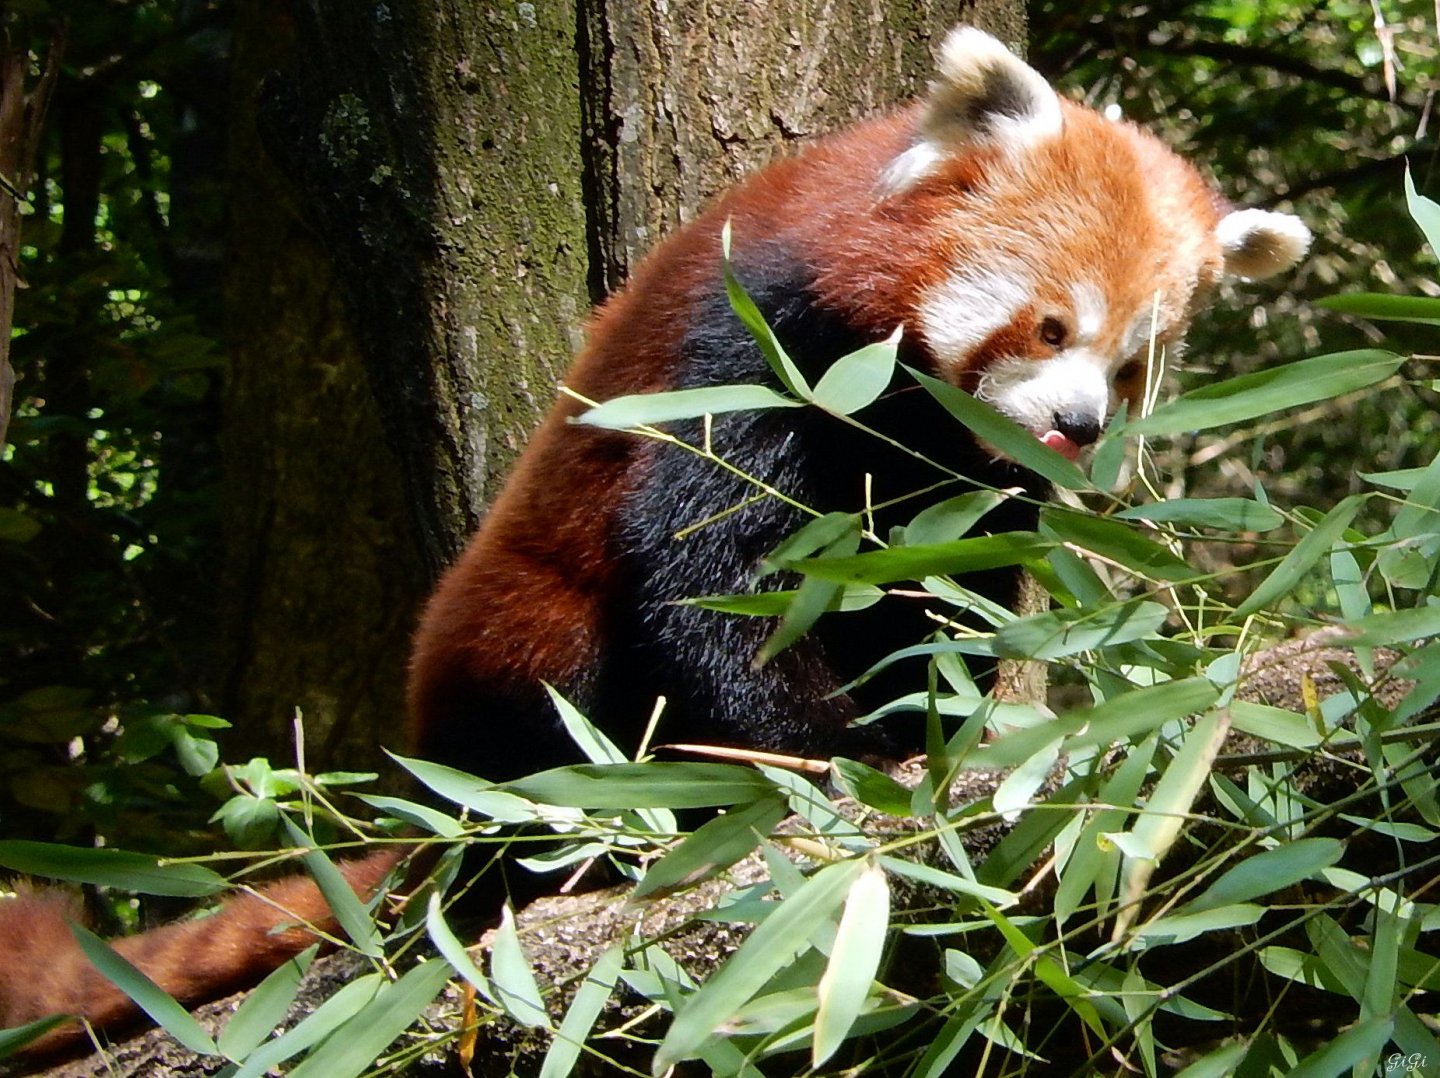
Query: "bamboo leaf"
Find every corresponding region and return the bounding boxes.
[389,753,551,821]
[1181,838,1344,915]
[70,924,220,1058]
[1126,351,1404,437]
[810,328,900,415]
[654,859,862,1070]
[0,1016,68,1059]
[576,385,802,429]
[1112,710,1231,940]
[539,945,624,1078]
[1116,498,1284,532]
[427,892,494,1004]
[230,975,383,1078]
[1287,1015,1393,1078]
[908,367,1089,489]
[545,683,627,765]
[218,944,318,1060]
[993,600,1170,660]
[502,762,776,809]
[1314,291,1440,325]
[287,960,453,1078]
[1407,162,1440,261]
[686,584,883,616]
[1234,495,1366,619]
[904,491,1007,546]
[813,862,891,1067]
[490,904,551,1029]
[633,794,788,901]
[352,794,463,838]
[786,533,1051,585]
[722,220,810,398]
[0,841,226,897]
[280,817,382,959]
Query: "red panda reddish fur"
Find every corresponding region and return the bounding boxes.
[0,28,1310,1058]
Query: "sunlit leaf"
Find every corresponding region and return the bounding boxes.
[813,862,890,1066]
[903,491,1008,546]
[993,600,1169,660]
[1181,838,1344,915]
[1126,351,1404,437]
[489,904,551,1029]
[502,762,775,809]
[722,220,810,398]
[655,859,862,1069]
[218,945,318,1060]
[389,753,548,821]
[810,328,900,415]
[0,841,226,897]
[1041,508,1194,582]
[633,794,788,900]
[1234,495,1366,619]
[0,1015,68,1059]
[1287,1014,1393,1078]
[280,818,382,959]
[785,533,1051,584]
[761,512,860,571]
[686,584,883,616]
[831,759,912,816]
[71,924,220,1057]
[539,945,624,1078]
[286,960,453,1078]
[1406,163,1440,261]
[427,893,493,1003]
[576,384,802,429]
[908,367,1089,489]
[1116,498,1284,532]
[1314,292,1440,325]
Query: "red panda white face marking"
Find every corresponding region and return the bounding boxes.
[917,262,1034,370]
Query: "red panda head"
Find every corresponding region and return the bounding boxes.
[821,27,1312,461]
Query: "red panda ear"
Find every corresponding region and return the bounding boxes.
[1215,208,1313,280]
[880,27,1063,195]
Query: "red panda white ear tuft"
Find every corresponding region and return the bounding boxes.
[880,27,1063,196]
[1215,208,1313,280]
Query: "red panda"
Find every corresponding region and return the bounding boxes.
[405,27,1309,778]
[0,27,1309,1057]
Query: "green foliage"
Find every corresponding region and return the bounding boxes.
[7,192,1440,1075]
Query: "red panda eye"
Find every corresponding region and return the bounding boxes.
[1038,317,1068,348]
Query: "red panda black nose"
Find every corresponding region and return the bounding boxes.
[1054,411,1101,447]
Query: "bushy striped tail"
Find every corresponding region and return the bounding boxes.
[0,847,405,1057]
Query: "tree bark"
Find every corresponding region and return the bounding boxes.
[219,1,427,769]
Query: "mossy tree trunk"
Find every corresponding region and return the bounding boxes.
[221,0,1028,767]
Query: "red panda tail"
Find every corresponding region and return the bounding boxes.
[0,847,405,1056]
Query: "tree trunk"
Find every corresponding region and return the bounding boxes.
[219,1,427,768]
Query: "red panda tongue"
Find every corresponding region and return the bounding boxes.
[1040,429,1082,462]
